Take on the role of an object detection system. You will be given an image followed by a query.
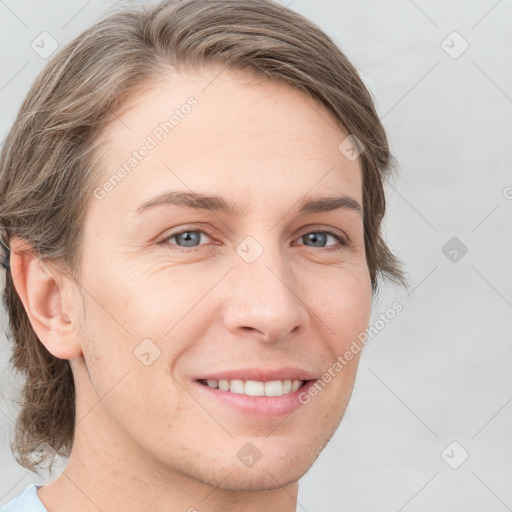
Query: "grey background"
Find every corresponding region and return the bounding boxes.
[1,0,511,510]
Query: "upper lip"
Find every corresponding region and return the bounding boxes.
[194,367,317,382]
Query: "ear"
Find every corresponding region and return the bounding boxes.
[8,237,83,360]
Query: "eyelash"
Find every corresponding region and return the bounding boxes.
[156,224,349,253]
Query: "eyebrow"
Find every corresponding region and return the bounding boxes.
[135,190,364,217]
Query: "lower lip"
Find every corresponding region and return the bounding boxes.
[192,380,317,418]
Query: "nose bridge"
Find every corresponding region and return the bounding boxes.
[222,233,309,342]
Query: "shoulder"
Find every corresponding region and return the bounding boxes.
[0,484,48,512]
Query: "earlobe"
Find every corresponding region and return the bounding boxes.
[9,237,83,360]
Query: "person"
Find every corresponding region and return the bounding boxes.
[0,0,407,510]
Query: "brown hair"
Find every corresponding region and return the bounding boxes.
[0,0,408,473]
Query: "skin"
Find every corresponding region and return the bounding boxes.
[10,65,372,512]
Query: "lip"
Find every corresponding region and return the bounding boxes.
[193,367,317,382]
[193,378,318,418]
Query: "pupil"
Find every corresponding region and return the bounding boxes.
[178,231,200,247]
[306,232,326,247]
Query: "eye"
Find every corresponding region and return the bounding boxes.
[156,225,349,253]
[156,224,216,253]
[294,228,348,251]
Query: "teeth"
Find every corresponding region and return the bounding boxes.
[264,380,282,397]
[202,378,304,397]
[229,379,245,394]
[245,380,265,396]
[291,379,301,392]
[218,379,229,391]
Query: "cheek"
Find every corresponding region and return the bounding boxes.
[76,305,187,435]
[309,268,372,344]
[82,259,194,342]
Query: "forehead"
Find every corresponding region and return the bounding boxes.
[92,66,363,215]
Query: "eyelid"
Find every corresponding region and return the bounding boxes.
[295,224,349,241]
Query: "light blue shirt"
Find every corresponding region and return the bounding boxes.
[0,484,47,512]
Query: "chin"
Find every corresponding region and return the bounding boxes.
[214,465,305,492]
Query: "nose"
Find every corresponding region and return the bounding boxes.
[222,244,309,343]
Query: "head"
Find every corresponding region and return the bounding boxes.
[0,0,407,487]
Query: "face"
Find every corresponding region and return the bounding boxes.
[72,65,372,490]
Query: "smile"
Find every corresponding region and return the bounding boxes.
[198,378,304,397]
[193,378,317,418]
